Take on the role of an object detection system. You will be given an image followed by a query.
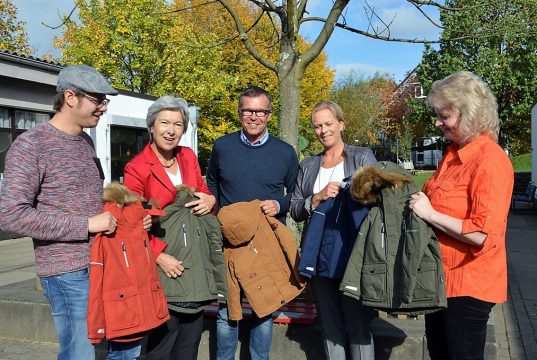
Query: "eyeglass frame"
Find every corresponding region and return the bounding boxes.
[239,108,272,117]
[80,92,110,107]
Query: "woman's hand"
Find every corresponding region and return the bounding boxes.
[142,214,152,231]
[409,191,436,222]
[156,253,185,278]
[311,181,341,209]
[185,193,216,216]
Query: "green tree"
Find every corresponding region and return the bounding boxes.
[0,0,32,55]
[412,0,537,155]
[330,72,396,148]
[55,0,333,166]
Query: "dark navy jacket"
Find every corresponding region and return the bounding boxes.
[298,183,369,279]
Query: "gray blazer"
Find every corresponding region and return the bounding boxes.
[290,143,377,223]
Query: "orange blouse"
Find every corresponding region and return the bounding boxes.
[422,134,513,303]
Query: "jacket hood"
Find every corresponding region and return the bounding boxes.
[217,200,264,247]
[351,163,414,205]
[102,182,164,216]
[159,184,198,222]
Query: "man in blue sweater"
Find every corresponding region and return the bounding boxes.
[206,86,299,359]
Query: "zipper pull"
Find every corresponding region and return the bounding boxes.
[381,223,385,249]
[182,224,187,247]
[144,239,150,262]
[122,242,129,267]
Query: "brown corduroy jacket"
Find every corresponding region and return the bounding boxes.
[218,200,305,320]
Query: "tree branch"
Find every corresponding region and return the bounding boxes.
[301,0,350,70]
[164,0,218,14]
[42,5,77,29]
[216,0,276,71]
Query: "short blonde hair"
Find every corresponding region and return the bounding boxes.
[311,100,345,125]
[426,71,499,142]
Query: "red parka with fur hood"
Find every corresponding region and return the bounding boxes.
[87,183,170,344]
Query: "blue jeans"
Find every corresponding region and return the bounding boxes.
[216,304,273,360]
[107,340,142,360]
[40,268,95,360]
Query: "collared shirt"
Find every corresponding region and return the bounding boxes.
[422,134,513,303]
[240,129,269,146]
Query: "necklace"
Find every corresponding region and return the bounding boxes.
[162,157,176,169]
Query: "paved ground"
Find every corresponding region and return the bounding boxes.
[0,208,536,359]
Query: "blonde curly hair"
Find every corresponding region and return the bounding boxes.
[426,71,499,142]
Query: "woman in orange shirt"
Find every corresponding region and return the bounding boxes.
[410,71,513,360]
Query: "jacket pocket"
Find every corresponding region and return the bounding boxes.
[205,267,218,295]
[150,280,169,319]
[103,285,141,331]
[412,261,439,301]
[317,234,335,273]
[361,263,387,301]
[161,266,192,298]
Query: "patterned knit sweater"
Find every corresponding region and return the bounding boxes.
[0,122,103,277]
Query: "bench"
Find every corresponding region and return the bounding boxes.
[204,299,317,325]
[511,182,536,209]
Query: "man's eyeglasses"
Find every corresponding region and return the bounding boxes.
[82,93,110,107]
[240,109,272,117]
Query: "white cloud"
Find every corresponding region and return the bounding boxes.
[334,63,394,79]
[372,6,441,40]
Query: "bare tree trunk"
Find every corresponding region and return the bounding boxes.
[278,65,303,153]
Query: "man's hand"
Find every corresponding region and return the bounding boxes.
[156,253,185,278]
[88,211,116,234]
[260,200,279,217]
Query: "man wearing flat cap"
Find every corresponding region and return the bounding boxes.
[0,65,149,359]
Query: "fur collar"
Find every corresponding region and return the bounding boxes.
[351,166,412,205]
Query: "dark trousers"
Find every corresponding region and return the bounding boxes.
[425,296,494,360]
[145,310,203,360]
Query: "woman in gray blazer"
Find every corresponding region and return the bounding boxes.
[290,100,376,360]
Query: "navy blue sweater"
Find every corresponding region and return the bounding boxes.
[206,131,299,223]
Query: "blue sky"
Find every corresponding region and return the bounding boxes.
[15,0,441,82]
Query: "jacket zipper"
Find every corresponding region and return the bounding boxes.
[381,222,385,249]
[182,224,187,247]
[144,239,150,263]
[122,241,129,268]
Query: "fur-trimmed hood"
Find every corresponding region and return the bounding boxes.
[102,182,164,216]
[350,163,415,205]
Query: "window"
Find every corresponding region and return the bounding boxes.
[110,125,150,182]
[0,107,52,177]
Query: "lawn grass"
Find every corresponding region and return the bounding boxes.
[511,153,531,173]
[413,170,435,190]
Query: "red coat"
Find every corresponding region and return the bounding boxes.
[124,144,212,254]
[87,186,170,343]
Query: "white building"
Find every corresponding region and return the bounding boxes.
[0,50,198,188]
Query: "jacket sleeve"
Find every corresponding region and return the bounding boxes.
[296,209,326,279]
[268,216,306,287]
[87,233,106,344]
[0,136,89,241]
[124,161,168,255]
[339,209,375,300]
[225,252,244,321]
[206,216,227,302]
[290,161,312,223]
[206,144,220,204]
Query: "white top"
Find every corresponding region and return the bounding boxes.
[166,165,183,186]
[313,162,345,194]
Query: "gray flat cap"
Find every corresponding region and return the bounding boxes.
[56,65,118,95]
